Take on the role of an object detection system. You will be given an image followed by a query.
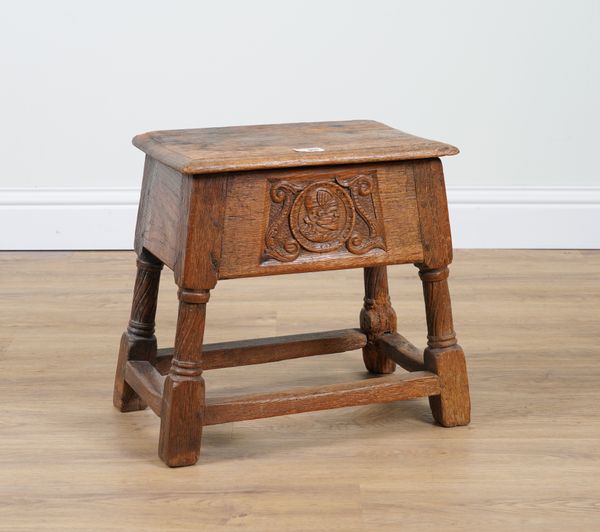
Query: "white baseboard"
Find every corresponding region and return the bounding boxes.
[0,186,599,250]
[446,186,600,249]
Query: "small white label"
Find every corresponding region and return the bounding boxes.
[293,147,324,153]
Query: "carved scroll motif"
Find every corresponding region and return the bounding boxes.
[335,174,387,255]
[264,172,386,262]
[264,181,304,262]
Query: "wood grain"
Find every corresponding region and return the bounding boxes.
[375,332,425,372]
[412,158,453,269]
[124,360,164,415]
[134,157,187,268]
[204,372,441,425]
[133,120,459,175]
[178,177,228,289]
[124,135,468,465]
[418,266,456,349]
[113,250,162,412]
[218,162,423,279]
[133,161,228,289]
[360,266,397,374]
[1,250,599,530]
[418,265,470,426]
[126,123,465,466]
[424,346,470,427]
[154,328,368,373]
[158,289,209,467]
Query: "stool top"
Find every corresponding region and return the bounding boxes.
[133,120,458,175]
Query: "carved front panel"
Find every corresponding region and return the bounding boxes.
[264,171,387,263]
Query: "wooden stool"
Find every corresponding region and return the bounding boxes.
[113,120,471,467]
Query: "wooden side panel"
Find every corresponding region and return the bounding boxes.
[219,162,424,279]
[134,157,228,289]
[134,157,188,270]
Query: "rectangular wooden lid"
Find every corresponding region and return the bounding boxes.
[132,120,458,175]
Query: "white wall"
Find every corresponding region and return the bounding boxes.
[0,0,599,248]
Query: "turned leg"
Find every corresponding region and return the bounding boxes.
[158,288,209,467]
[113,250,163,412]
[418,265,470,427]
[360,266,397,374]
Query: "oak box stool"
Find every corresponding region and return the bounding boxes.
[113,120,471,467]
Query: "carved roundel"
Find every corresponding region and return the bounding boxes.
[289,182,355,253]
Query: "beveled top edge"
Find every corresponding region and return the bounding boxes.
[133,120,459,175]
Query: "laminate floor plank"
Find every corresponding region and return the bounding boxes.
[0,250,598,531]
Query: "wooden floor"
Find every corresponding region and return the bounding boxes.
[1,250,599,531]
